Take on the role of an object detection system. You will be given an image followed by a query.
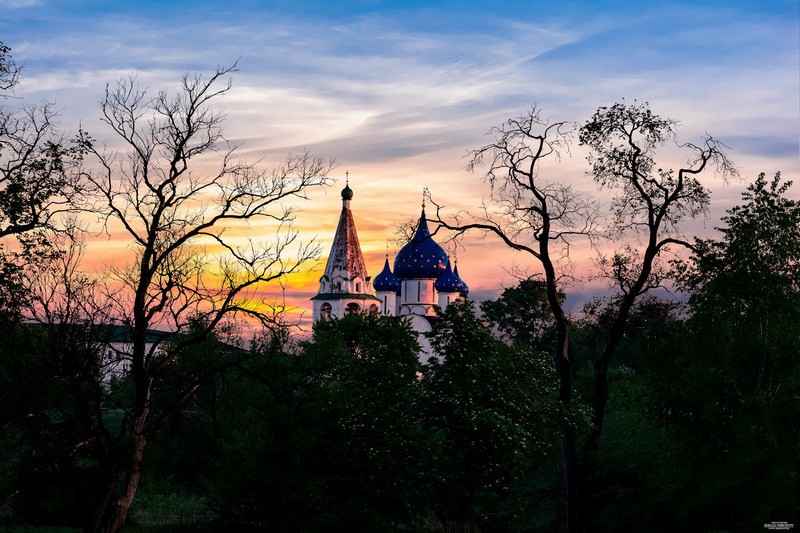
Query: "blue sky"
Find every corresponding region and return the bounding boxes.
[1,0,798,316]
[4,1,796,167]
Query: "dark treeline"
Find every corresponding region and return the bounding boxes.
[2,171,799,530]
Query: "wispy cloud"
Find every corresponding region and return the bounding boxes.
[0,0,41,7]
[2,0,797,319]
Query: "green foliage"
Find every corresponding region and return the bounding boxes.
[3,173,795,531]
[652,172,800,530]
[688,171,799,288]
[201,306,572,530]
[590,369,688,533]
[128,475,215,529]
[424,299,564,531]
[0,324,112,527]
[480,277,564,352]
[303,314,429,529]
[576,295,685,374]
[208,313,429,530]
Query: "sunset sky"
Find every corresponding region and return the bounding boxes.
[2,0,798,331]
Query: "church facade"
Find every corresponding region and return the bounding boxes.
[311,183,468,351]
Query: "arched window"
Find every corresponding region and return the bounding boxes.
[320,303,332,319]
[369,304,379,315]
[345,302,361,315]
[356,282,361,292]
[334,282,341,292]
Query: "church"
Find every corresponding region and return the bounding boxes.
[311,182,468,353]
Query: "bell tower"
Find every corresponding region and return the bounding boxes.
[311,177,380,321]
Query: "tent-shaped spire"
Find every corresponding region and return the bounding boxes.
[323,184,368,282]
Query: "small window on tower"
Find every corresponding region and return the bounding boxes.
[335,282,341,292]
[356,282,361,292]
[346,302,361,315]
[321,303,332,319]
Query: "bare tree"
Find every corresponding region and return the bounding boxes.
[427,106,599,533]
[430,102,735,531]
[84,65,333,531]
[577,101,736,513]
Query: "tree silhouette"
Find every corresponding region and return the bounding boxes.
[429,102,736,531]
[84,64,333,531]
[0,42,88,320]
[427,106,597,531]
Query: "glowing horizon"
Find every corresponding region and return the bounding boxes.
[2,0,797,336]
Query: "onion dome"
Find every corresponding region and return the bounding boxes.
[394,209,449,279]
[341,184,353,200]
[454,263,469,296]
[435,260,462,293]
[373,256,401,293]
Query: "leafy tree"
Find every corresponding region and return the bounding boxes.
[203,331,320,528]
[653,172,800,530]
[127,322,248,528]
[0,323,112,526]
[422,299,566,531]
[209,313,427,530]
[587,367,688,533]
[573,295,688,531]
[0,42,88,321]
[0,229,122,528]
[430,102,734,531]
[481,277,565,353]
[576,295,684,375]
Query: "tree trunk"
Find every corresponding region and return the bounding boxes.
[554,317,582,533]
[542,242,582,533]
[98,412,148,533]
[561,426,580,532]
[579,266,649,527]
[89,456,118,533]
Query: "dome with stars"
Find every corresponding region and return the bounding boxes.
[373,256,402,292]
[454,263,469,296]
[434,260,463,293]
[394,208,449,280]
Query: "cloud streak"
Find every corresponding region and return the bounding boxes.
[2,0,797,330]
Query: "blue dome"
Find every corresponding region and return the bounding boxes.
[394,209,449,279]
[454,263,469,296]
[373,257,401,292]
[435,260,462,293]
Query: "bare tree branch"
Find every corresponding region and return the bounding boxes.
[83,65,333,530]
[427,105,599,533]
[577,101,738,516]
